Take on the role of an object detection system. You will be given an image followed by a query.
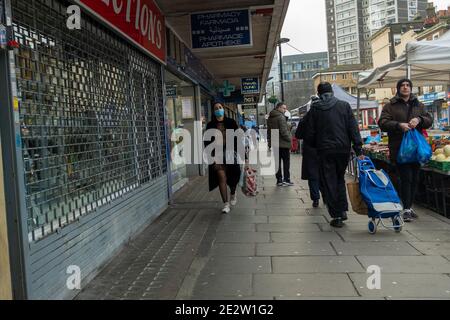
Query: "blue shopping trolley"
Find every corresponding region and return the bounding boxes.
[357,157,404,234]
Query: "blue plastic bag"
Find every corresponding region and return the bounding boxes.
[414,129,432,165]
[397,129,432,165]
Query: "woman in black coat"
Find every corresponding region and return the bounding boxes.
[205,102,242,214]
[295,111,321,208]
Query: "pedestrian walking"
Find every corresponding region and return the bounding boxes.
[378,78,432,222]
[304,82,364,227]
[267,102,294,186]
[296,110,321,208]
[205,102,242,214]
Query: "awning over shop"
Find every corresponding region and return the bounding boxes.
[358,31,450,89]
[156,0,290,101]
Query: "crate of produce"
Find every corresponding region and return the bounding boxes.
[431,161,450,172]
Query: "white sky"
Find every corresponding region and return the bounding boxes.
[281,0,450,56]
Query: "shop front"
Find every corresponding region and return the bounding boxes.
[0,0,169,299]
[165,71,196,193]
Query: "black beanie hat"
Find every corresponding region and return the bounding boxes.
[317,82,333,95]
[396,78,413,93]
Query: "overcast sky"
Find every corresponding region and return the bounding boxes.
[281,0,450,57]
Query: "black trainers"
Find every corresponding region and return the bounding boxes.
[410,209,419,219]
[330,218,344,228]
[403,209,413,222]
[312,200,319,208]
[276,180,284,186]
[283,180,294,186]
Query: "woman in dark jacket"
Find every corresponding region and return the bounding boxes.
[295,111,321,207]
[205,102,242,214]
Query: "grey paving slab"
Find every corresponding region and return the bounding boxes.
[258,199,303,205]
[323,221,450,232]
[253,274,359,297]
[256,243,336,256]
[210,243,256,257]
[403,213,447,222]
[227,208,256,215]
[356,256,450,273]
[272,257,365,273]
[395,221,450,231]
[268,216,328,224]
[192,274,253,298]
[337,231,420,242]
[256,223,321,232]
[262,187,300,193]
[445,255,450,262]
[215,232,271,243]
[406,230,450,242]
[331,241,422,256]
[216,223,256,232]
[256,210,310,216]
[271,232,342,242]
[349,273,450,298]
[231,203,266,209]
[221,215,268,223]
[263,194,303,200]
[276,297,385,300]
[266,204,321,210]
[406,242,450,256]
[201,256,272,274]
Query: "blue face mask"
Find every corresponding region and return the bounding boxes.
[215,109,225,118]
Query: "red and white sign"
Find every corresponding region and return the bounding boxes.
[76,0,165,64]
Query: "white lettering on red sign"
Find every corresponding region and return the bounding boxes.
[77,0,165,63]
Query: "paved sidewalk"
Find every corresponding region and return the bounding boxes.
[77,149,450,300]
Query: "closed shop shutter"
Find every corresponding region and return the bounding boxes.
[10,0,168,299]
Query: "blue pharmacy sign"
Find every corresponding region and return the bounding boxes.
[191,9,252,49]
[241,77,260,94]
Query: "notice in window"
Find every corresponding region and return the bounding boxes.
[182,97,194,119]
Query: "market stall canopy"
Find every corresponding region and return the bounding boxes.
[358,31,450,89]
[332,84,378,110]
[291,84,378,116]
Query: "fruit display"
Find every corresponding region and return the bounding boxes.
[362,142,390,162]
[428,138,450,172]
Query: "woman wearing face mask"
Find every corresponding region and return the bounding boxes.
[205,102,242,214]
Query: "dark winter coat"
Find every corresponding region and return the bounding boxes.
[267,109,292,149]
[296,112,319,181]
[378,94,432,163]
[304,93,363,157]
[205,117,242,192]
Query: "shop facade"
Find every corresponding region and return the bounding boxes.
[0,0,170,299]
[165,25,215,187]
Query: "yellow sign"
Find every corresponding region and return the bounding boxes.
[13,98,19,111]
[442,102,448,109]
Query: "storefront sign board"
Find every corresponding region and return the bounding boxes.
[76,0,166,63]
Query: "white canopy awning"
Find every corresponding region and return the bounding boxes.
[358,31,450,89]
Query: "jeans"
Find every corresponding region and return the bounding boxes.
[308,178,321,201]
[396,163,420,209]
[276,148,291,182]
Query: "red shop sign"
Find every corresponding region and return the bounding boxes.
[76,0,166,64]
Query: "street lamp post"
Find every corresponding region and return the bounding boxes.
[277,37,290,103]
